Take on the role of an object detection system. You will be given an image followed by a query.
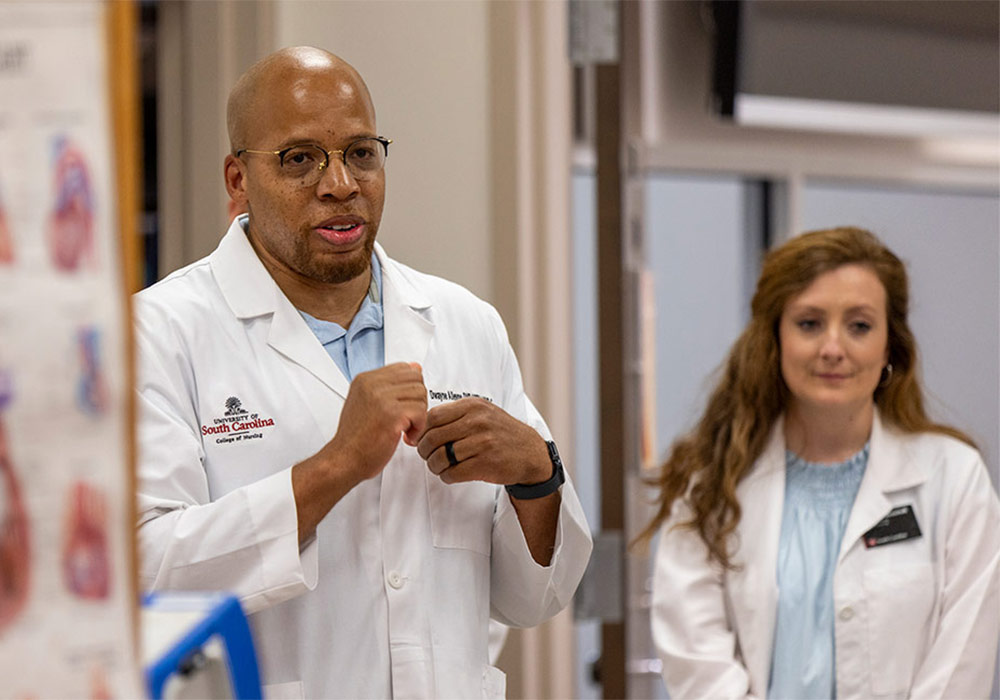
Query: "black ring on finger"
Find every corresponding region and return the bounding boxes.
[445,441,459,467]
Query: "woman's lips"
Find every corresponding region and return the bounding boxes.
[816,372,850,381]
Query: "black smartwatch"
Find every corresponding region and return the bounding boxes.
[505,440,565,500]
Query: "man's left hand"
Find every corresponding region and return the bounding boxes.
[416,398,551,487]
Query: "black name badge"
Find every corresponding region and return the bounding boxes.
[863,504,922,548]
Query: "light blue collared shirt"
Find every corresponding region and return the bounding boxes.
[299,254,385,380]
[768,443,869,700]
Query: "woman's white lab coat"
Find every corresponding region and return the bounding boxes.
[134,221,592,699]
[652,412,1000,699]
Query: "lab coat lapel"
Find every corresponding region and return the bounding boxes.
[267,298,351,400]
[837,411,927,564]
[210,216,351,400]
[378,245,434,367]
[731,418,785,690]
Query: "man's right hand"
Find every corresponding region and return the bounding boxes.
[292,362,427,543]
[321,362,428,482]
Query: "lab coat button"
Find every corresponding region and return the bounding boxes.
[838,606,854,621]
[388,571,404,589]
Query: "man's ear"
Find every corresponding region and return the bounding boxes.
[224,154,248,205]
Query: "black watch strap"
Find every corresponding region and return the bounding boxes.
[505,440,565,500]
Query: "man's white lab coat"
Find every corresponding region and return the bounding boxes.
[134,218,593,699]
[652,412,1000,699]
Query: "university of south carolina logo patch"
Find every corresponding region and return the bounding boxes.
[201,396,276,444]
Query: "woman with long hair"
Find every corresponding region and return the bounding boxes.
[641,227,999,698]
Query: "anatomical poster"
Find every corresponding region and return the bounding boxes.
[0,2,140,697]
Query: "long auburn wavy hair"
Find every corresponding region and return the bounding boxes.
[636,227,974,568]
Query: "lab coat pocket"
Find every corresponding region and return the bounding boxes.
[862,563,934,696]
[425,473,494,556]
[482,665,507,700]
[263,680,304,699]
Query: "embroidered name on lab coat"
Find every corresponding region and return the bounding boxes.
[427,389,494,403]
[201,396,277,444]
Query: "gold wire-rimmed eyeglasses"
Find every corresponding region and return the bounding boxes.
[236,136,391,187]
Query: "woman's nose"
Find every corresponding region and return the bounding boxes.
[819,328,845,360]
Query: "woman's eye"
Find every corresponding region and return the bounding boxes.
[796,319,819,331]
[850,321,872,333]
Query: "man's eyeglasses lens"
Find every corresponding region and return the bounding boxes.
[280,139,387,187]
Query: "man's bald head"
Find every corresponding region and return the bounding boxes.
[226,46,375,153]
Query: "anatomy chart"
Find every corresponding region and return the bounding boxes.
[0,3,140,697]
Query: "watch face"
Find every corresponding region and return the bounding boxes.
[545,441,565,486]
[546,440,562,466]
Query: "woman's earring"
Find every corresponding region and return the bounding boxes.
[879,363,894,388]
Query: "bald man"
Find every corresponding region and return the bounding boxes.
[134,47,592,698]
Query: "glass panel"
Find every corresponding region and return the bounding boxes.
[572,168,601,699]
[646,174,757,458]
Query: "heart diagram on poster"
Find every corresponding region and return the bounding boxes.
[47,136,96,273]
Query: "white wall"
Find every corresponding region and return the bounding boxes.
[275,0,493,302]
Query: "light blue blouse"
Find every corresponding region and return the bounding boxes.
[299,254,385,380]
[767,443,869,699]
